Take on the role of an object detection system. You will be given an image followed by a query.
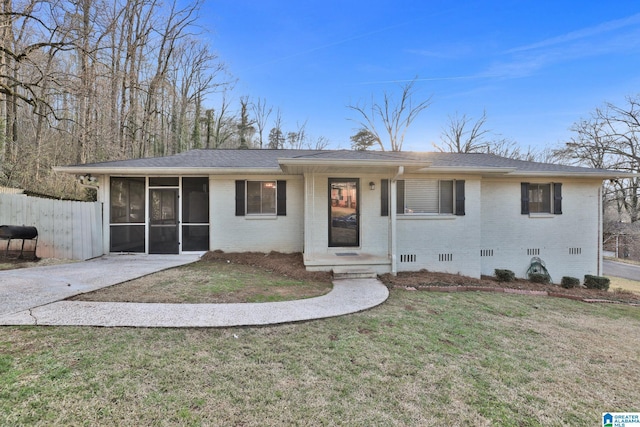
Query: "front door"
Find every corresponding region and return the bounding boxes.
[329,179,359,247]
[149,188,179,254]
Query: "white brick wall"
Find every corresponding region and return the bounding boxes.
[209,175,304,253]
[396,177,482,277]
[97,172,605,282]
[480,179,602,281]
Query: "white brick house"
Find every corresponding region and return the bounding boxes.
[55,149,626,281]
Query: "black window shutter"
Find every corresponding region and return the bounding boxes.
[455,180,465,216]
[553,182,562,214]
[396,180,405,214]
[235,180,245,216]
[521,183,530,214]
[277,180,287,216]
[381,179,389,216]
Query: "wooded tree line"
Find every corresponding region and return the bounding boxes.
[0,0,328,199]
[1,0,221,197]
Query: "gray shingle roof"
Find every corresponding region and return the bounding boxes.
[55,148,627,177]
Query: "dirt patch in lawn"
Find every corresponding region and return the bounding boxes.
[380,270,640,304]
[200,251,332,282]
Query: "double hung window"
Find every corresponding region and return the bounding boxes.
[247,181,277,215]
[235,180,287,216]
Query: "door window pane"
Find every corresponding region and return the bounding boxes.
[151,190,177,223]
[329,179,359,247]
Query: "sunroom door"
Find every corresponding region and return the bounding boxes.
[149,188,179,254]
[329,179,359,247]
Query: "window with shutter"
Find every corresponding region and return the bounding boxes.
[521,182,562,215]
[236,180,286,216]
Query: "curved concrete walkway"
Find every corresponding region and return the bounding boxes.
[0,255,389,328]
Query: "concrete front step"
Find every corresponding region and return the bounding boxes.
[333,267,378,280]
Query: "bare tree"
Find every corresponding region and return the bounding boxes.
[206,94,235,148]
[347,78,432,151]
[309,135,330,150]
[554,96,640,222]
[436,111,489,153]
[237,96,255,149]
[484,138,538,161]
[285,121,307,149]
[0,0,228,198]
[268,108,284,149]
[251,97,271,149]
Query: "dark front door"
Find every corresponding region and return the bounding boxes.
[329,179,359,247]
[149,188,179,254]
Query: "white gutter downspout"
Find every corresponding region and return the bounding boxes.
[390,166,404,276]
[597,185,603,276]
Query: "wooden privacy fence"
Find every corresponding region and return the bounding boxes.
[0,193,103,260]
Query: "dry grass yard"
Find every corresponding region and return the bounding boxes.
[1,291,639,426]
[1,252,639,425]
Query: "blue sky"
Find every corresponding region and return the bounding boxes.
[201,0,640,151]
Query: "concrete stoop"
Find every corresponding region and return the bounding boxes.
[332,267,378,280]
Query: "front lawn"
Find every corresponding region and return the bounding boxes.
[70,256,332,303]
[2,290,639,426]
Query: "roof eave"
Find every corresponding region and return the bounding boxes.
[277,158,433,168]
[420,166,517,175]
[507,171,637,179]
[53,166,282,175]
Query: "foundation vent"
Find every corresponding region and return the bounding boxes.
[569,247,582,255]
[438,253,453,262]
[400,254,417,263]
[527,248,540,256]
[480,249,494,257]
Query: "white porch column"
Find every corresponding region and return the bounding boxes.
[303,173,314,263]
[100,175,110,255]
[390,166,404,276]
[597,185,603,276]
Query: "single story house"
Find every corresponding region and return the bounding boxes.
[55,149,628,281]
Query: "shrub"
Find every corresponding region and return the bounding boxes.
[529,273,550,284]
[561,276,580,289]
[495,269,515,282]
[584,275,610,291]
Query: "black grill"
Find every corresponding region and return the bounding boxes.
[0,225,38,259]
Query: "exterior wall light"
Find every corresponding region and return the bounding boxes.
[369,181,375,190]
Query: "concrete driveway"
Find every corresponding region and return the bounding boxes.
[0,254,201,316]
[0,254,390,327]
[603,259,640,281]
